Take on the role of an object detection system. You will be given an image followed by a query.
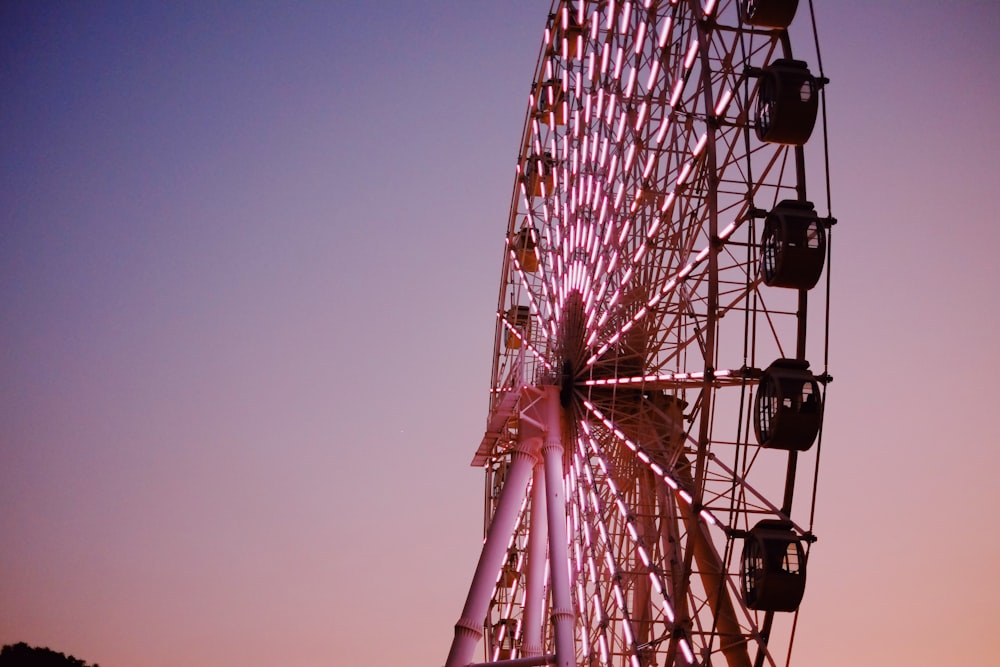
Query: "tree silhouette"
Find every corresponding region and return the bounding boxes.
[0,643,98,667]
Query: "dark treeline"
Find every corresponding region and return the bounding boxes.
[0,643,98,667]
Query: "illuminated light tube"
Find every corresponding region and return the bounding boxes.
[703,0,718,16]
[624,143,636,171]
[695,246,710,263]
[622,620,634,647]
[719,220,739,239]
[621,0,632,31]
[650,462,664,476]
[613,46,625,81]
[678,263,694,279]
[646,60,660,91]
[679,638,695,664]
[661,599,676,624]
[683,39,699,70]
[693,132,708,157]
[624,66,637,98]
[670,79,684,107]
[658,16,672,48]
[655,116,671,144]
[635,101,649,130]
[714,88,733,116]
[600,41,611,75]
[617,219,630,245]
[642,154,655,179]
[615,112,628,143]
[637,545,650,567]
[676,162,692,186]
[678,489,693,504]
[634,20,647,54]
[699,509,717,525]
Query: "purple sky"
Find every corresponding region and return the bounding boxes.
[2,2,999,666]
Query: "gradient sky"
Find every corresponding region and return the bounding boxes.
[2,2,998,666]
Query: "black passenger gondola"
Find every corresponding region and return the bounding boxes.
[754,358,823,450]
[756,59,819,145]
[743,0,799,29]
[761,200,826,289]
[741,519,807,611]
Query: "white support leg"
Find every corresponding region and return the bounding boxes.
[540,387,576,667]
[520,459,548,657]
[446,442,539,667]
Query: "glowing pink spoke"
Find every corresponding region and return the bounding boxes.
[578,428,678,639]
[581,401,714,534]
[506,255,551,344]
[570,448,614,663]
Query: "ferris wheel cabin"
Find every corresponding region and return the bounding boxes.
[741,520,808,612]
[755,58,820,145]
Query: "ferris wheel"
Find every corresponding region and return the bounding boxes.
[446,2,834,667]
